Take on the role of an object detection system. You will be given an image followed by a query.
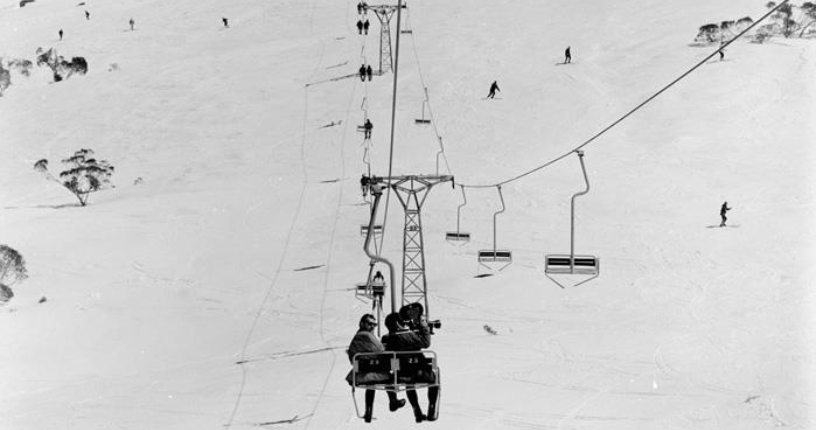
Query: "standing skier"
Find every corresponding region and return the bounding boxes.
[222,17,229,28]
[58,29,63,40]
[718,41,726,61]
[719,201,732,227]
[564,46,571,64]
[85,10,90,20]
[129,18,135,31]
[487,80,500,99]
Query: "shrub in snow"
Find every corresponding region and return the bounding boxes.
[19,0,35,7]
[35,48,88,82]
[8,58,34,77]
[0,63,9,97]
[0,245,28,304]
[35,149,115,206]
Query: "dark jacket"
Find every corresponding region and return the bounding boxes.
[346,329,390,385]
[382,321,434,383]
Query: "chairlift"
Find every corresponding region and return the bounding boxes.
[400,5,413,34]
[350,351,440,420]
[446,186,471,243]
[415,88,431,124]
[477,185,512,271]
[544,150,600,288]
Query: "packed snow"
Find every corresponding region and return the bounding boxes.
[1,0,814,429]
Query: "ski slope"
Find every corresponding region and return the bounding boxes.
[1,0,814,429]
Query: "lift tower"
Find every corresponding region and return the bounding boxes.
[367,3,406,74]
[365,175,453,318]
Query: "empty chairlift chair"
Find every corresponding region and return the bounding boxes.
[544,150,600,288]
[445,185,471,243]
[477,185,512,271]
[415,88,431,125]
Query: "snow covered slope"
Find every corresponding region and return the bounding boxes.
[1,0,814,429]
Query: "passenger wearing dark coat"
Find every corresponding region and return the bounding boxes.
[346,314,406,423]
[382,313,439,422]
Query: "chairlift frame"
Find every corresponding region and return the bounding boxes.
[350,350,441,419]
[445,186,471,243]
[477,185,512,271]
[544,150,600,288]
[415,88,431,124]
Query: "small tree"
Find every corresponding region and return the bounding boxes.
[0,245,28,304]
[35,149,114,206]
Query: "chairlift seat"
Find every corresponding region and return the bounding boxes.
[415,118,431,124]
[544,254,599,275]
[360,224,383,236]
[445,231,471,241]
[478,250,512,261]
[351,351,440,391]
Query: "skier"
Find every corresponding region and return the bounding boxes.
[345,314,407,423]
[222,17,229,28]
[58,29,63,40]
[718,41,726,61]
[356,20,364,34]
[359,64,367,81]
[85,10,90,20]
[487,80,500,99]
[363,19,370,35]
[366,65,373,81]
[363,119,373,139]
[719,201,732,227]
[564,46,571,64]
[129,18,135,31]
[382,313,439,422]
[373,270,384,284]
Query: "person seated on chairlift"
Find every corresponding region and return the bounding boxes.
[345,314,406,422]
[382,313,439,423]
[373,271,384,285]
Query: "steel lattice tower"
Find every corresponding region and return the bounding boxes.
[367,4,404,74]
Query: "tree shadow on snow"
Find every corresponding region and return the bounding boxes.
[4,202,82,210]
[705,224,741,229]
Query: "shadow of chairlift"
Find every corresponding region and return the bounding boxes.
[544,150,600,288]
[477,185,512,272]
[445,185,470,244]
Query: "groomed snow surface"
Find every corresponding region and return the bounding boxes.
[1,0,814,429]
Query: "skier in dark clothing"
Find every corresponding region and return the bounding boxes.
[718,41,726,61]
[346,314,406,423]
[129,18,135,31]
[85,10,90,20]
[357,1,364,14]
[382,313,440,423]
[363,19,370,35]
[564,46,571,64]
[487,80,500,99]
[363,119,373,139]
[719,201,732,227]
[58,29,63,40]
[222,17,229,28]
[366,65,373,81]
[359,64,367,81]
[357,20,364,34]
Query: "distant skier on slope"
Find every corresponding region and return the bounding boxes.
[564,46,571,64]
[222,17,229,28]
[85,10,90,20]
[487,80,500,99]
[718,41,726,61]
[345,314,407,423]
[58,29,63,40]
[719,201,732,227]
[129,18,135,31]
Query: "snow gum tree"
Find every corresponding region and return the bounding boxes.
[0,245,28,304]
[35,149,115,206]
